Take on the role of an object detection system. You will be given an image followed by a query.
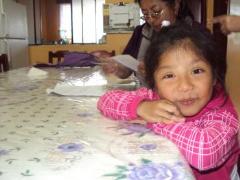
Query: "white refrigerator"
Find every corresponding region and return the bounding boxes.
[0,0,29,69]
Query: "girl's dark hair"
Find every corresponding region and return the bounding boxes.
[136,0,194,21]
[144,22,226,93]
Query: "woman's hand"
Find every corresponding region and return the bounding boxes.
[213,15,240,35]
[136,99,185,124]
[137,61,145,77]
[101,58,119,74]
[102,58,132,79]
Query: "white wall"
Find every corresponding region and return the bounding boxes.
[226,0,240,115]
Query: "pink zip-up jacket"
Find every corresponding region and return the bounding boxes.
[97,86,239,175]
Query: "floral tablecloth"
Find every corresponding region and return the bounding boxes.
[0,67,195,180]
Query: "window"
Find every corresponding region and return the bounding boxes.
[60,0,105,44]
[59,3,72,42]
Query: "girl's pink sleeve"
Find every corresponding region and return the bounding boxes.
[150,109,239,171]
[97,87,153,120]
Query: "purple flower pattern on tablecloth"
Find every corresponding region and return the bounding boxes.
[14,84,38,92]
[77,112,94,118]
[103,159,186,180]
[58,143,84,152]
[0,149,9,156]
[128,163,178,180]
[126,124,150,133]
[140,144,157,151]
[114,122,151,137]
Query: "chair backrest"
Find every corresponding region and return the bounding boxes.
[0,54,9,73]
[48,50,69,64]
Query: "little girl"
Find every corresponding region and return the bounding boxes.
[98,23,240,179]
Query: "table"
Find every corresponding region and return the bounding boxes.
[0,67,195,180]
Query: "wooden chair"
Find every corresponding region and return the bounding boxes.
[48,50,69,64]
[0,54,9,73]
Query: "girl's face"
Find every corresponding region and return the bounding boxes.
[140,0,179,31]
[154,45,215,117]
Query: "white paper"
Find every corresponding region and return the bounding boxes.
[47,83,107,97]
[111,54,139,71]
[27,67,48,79]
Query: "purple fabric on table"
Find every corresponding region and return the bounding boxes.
[34,52,98,68]
[60,52,98,67]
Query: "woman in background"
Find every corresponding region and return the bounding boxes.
[103,0,195,81]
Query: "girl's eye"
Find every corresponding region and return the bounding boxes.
[193,68,205,74]
[163,74,174,79]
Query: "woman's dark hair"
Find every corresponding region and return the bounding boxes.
[136,0,194,21]
[144,22,226,94]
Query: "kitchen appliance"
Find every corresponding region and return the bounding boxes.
[0,0,29,69]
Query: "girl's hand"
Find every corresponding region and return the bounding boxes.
[136,100,185,124]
